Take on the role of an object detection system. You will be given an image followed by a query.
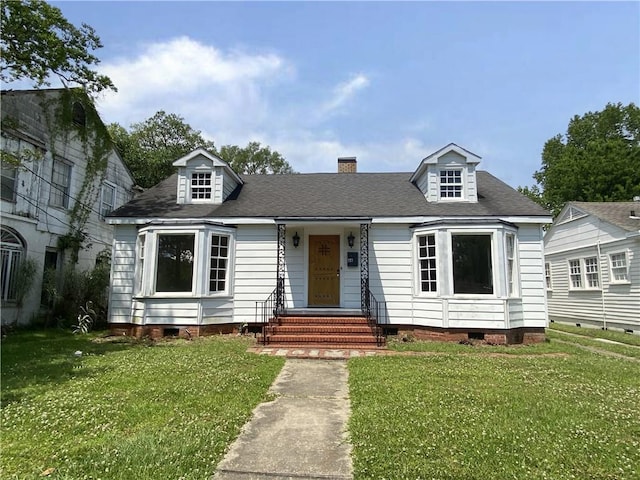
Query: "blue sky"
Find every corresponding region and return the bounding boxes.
[44,1,639,188]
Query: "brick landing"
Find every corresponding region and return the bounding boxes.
[248,346,392,360]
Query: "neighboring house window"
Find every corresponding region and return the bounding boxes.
[101,182,116,218]
[452,235,493,294]
[0,227,24,302]
[584,257,600,288]
[505,233,516,296]
[41,249,59,306]
[49,160,71,208]
[568,259,582,289]
[155,234,195,292]
[545,262,552,290]
[610,252,629,283]
[209,234,229,293]
[417,234,437,292]
[440,170,462,198]
[191,172,212,199]
[1,164,17,202]
[72,101,86,126]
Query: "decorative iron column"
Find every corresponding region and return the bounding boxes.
[276,224,286,312]
[360,223,370,313]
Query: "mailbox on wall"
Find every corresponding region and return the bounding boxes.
[347,251,358,267]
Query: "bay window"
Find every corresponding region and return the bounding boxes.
[452,234,493,294]
[137,225,233,297]
[156,234,195,292]
[417,234,437,293]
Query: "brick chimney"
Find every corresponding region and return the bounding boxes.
[338,157,357,173]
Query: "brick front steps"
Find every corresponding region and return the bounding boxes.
[260,315,385,349]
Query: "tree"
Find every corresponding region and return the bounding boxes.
[1,0,114,94]
[110,112,295,188]
[520,102,640,217]
[109,111,215,188]
[218,141,295,175]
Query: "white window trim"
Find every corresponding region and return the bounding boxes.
[49,159,72,209]
[437,167,466,202]
[188,169,215,204]
[609,250,631,285]
[413,230,439,296]
[100,181,116,218]
[568,257,602,291]
[448,229,498,299]
[505,232,519,298]
[544,262,552,291]
[137,224,234,299]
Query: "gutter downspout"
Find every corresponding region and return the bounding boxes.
[596,239,607,330]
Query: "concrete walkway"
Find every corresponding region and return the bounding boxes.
[212,360,353,480]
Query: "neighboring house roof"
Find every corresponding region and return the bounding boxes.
[108,170,550,219]
[565,201,640,233]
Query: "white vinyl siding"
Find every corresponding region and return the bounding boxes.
[108,225,137,324]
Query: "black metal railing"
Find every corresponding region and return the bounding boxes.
[255,285,285,345]
[363,288,387,346]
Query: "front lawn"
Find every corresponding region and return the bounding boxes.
[349,340,640,480]
[1,331,284,479]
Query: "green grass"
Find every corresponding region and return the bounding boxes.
[549,322,640,346]
[387,336,563,354]
[348,340,640,480]
[1,331,285,479]
[547,329,640,359]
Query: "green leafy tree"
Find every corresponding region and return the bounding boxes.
[110,112,295,188]
[109,111,215,188]
[520,102,640,216]
[1,0,115,94]
[218,141,295,175]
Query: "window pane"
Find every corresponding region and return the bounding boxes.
[452,235,493,294]
[417,234,437,292]
[191,172,212,199]
[610,253,628,282]
[210,234,229,292]
[584,257,599,288]
[156,234,195,292]
[50,161,71,208]
[569,259,582,288]
[1,165,17,201]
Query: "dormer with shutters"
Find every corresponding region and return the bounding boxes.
[410,143,480,203]
[173,148,243,205]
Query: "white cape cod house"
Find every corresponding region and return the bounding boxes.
[106,143,551,344]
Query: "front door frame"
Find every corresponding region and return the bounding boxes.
[303,227,344,307]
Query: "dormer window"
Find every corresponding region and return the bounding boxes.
[440,169,462,199]
[410,143,480,204]
[191,172,212,200]
[174,148,243,206]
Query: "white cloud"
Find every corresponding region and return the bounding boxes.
[318,74,370,118]
[95,36,291,131]
[90,37,440,176]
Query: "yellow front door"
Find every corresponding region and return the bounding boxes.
[308,235,340,306]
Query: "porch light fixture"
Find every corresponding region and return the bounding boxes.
[292,232,300,248]
[347,232,355,248]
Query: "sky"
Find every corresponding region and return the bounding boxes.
[35,1,640,188]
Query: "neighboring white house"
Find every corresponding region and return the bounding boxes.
[106,143,551,344]
[1,89,136,325]
[544,201,640,332]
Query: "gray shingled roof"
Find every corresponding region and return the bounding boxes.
[570,201,640,232]
[109,171,549,219]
